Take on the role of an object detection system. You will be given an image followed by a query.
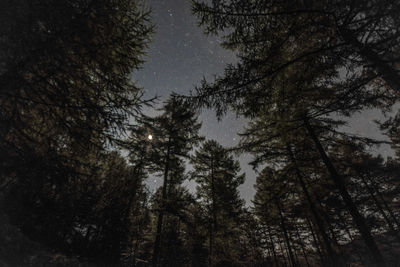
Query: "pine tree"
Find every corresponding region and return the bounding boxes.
[0,0,153,222]
[0,0,153,263]
[192,0,400,98]
[190,140,245,266]
[189,1,394,264]
[253,167,299,267]
[125,96,203,266]
[0,0,153,158]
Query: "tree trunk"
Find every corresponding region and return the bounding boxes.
[359,173,400,243]
[367,175,400,230]
[278,234,289,267]
[152,144,171,267]
[276,199,297,267]
[292,238,300,267]
[268,226,280,267]
[287,144,340,266]
[295,224,310,267]
[337,210,365,265]
[209,157,216,267]
[306,216,325,265]
[303,118,385,266]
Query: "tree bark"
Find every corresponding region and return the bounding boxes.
[209,157,215,267]
[286,144,340,266]
[152,144,171,267]
[294,224,310,267]
[359,173,400,243]
[278,234,289,267]
[306,216,325,265]
[303,118,385,266]
[267,226,280,267]
[337,210,365,265]
[276,199,297,267]
[367,175,400,230]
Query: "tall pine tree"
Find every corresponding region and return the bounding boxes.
[191,140,245,266]
[125,96,203,267]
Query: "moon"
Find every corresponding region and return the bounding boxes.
[147,134,153,140]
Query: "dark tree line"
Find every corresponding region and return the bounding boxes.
[1,0,400,266]
[190,0,400,266]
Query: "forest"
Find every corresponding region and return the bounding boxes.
[1,0,400,266]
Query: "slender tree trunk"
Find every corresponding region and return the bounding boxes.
[306,216,325,265]
[359,173,400,243]
[278,234,289,267]
[303,118,385,266]
[313,193,340,246]
[276,199,297,267]
[295,224,310,267]
[380,196,400,230]
[337,210,365,265]
[133,197,148,264]
[209,157,215,267]
[209,219,213,267]
[266,248,273,266]
[367,175,400,230]
[268,226,280,267]
[152,144,170,267]
[292,238,300,267]
[287,144,339,266]
[337,209,354,242]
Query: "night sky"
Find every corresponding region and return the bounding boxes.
[133,0,256,204]
[133,0,393,204]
